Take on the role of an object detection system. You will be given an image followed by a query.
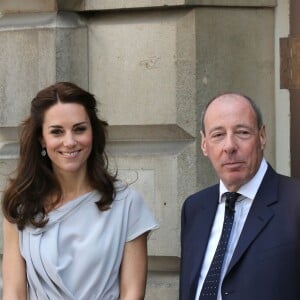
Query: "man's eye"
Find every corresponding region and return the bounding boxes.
[211,133,224,138]
[237,131,250,137]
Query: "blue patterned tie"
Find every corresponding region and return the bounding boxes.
[199,192,240,299]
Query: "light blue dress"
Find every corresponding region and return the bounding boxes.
[19,185,159,300]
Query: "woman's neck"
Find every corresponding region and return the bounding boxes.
[55,170,92,203]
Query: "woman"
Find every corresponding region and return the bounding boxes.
[2,82,158,300]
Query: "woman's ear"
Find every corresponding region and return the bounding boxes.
[39,137,45,148]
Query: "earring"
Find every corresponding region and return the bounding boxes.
[41,148,47,157]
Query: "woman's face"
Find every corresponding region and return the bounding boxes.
[41,102,93,177]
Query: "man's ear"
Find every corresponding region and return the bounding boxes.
[259,125,267,150]
[200,131,208,156]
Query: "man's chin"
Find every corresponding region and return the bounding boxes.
[222,174,247,191]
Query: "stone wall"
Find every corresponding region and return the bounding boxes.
[0,1,276,298]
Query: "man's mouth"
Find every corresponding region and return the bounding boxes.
[223,161,244,168]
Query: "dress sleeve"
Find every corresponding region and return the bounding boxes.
[125,188,159,242]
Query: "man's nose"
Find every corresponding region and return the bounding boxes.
[223,134,237,153]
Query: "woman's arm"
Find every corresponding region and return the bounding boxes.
[2,218,27,300]
[119,232,149,300]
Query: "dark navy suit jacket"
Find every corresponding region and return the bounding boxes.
[180,165,300,300]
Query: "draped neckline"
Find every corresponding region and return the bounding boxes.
[25,190,99,235]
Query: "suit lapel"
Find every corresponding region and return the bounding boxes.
[226,166,278,274]
[188,186,219,293]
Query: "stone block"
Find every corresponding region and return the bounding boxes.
[108,138,197,257]
[146,270,179,300]
[89,9,196,136]
[0,12,88,127]
[0,0,56,13]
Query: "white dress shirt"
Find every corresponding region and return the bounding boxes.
[195,158,268,300]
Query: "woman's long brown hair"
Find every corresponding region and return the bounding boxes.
[2,82,117,229]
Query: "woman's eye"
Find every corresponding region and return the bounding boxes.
[74,126,86,132]
[50,129,62,135]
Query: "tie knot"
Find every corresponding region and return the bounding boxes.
[224,192,240,213]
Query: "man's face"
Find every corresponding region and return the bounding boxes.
[201,94,266,192]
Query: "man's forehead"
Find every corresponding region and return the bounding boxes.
[210,93,249,106]
[205,95,254,118]
[204,98,257,128]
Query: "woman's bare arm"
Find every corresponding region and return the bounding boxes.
[119,232,148,300]
[2,218,27,300]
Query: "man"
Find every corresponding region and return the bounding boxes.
[180,93,300,300]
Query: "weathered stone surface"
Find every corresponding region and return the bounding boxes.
[0,159,17,251]
[195,7,275,176]
[89,10,196,137]
[146,270,179,300]
[0,12,88,127]
[109,141,197,257]
[57,0,276,11]
[0,0,56,13]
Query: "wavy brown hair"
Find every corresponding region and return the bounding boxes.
[2,82,117,229]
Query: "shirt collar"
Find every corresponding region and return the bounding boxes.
[219,158,268,203]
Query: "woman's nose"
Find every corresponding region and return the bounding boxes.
[63,133,77,147]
